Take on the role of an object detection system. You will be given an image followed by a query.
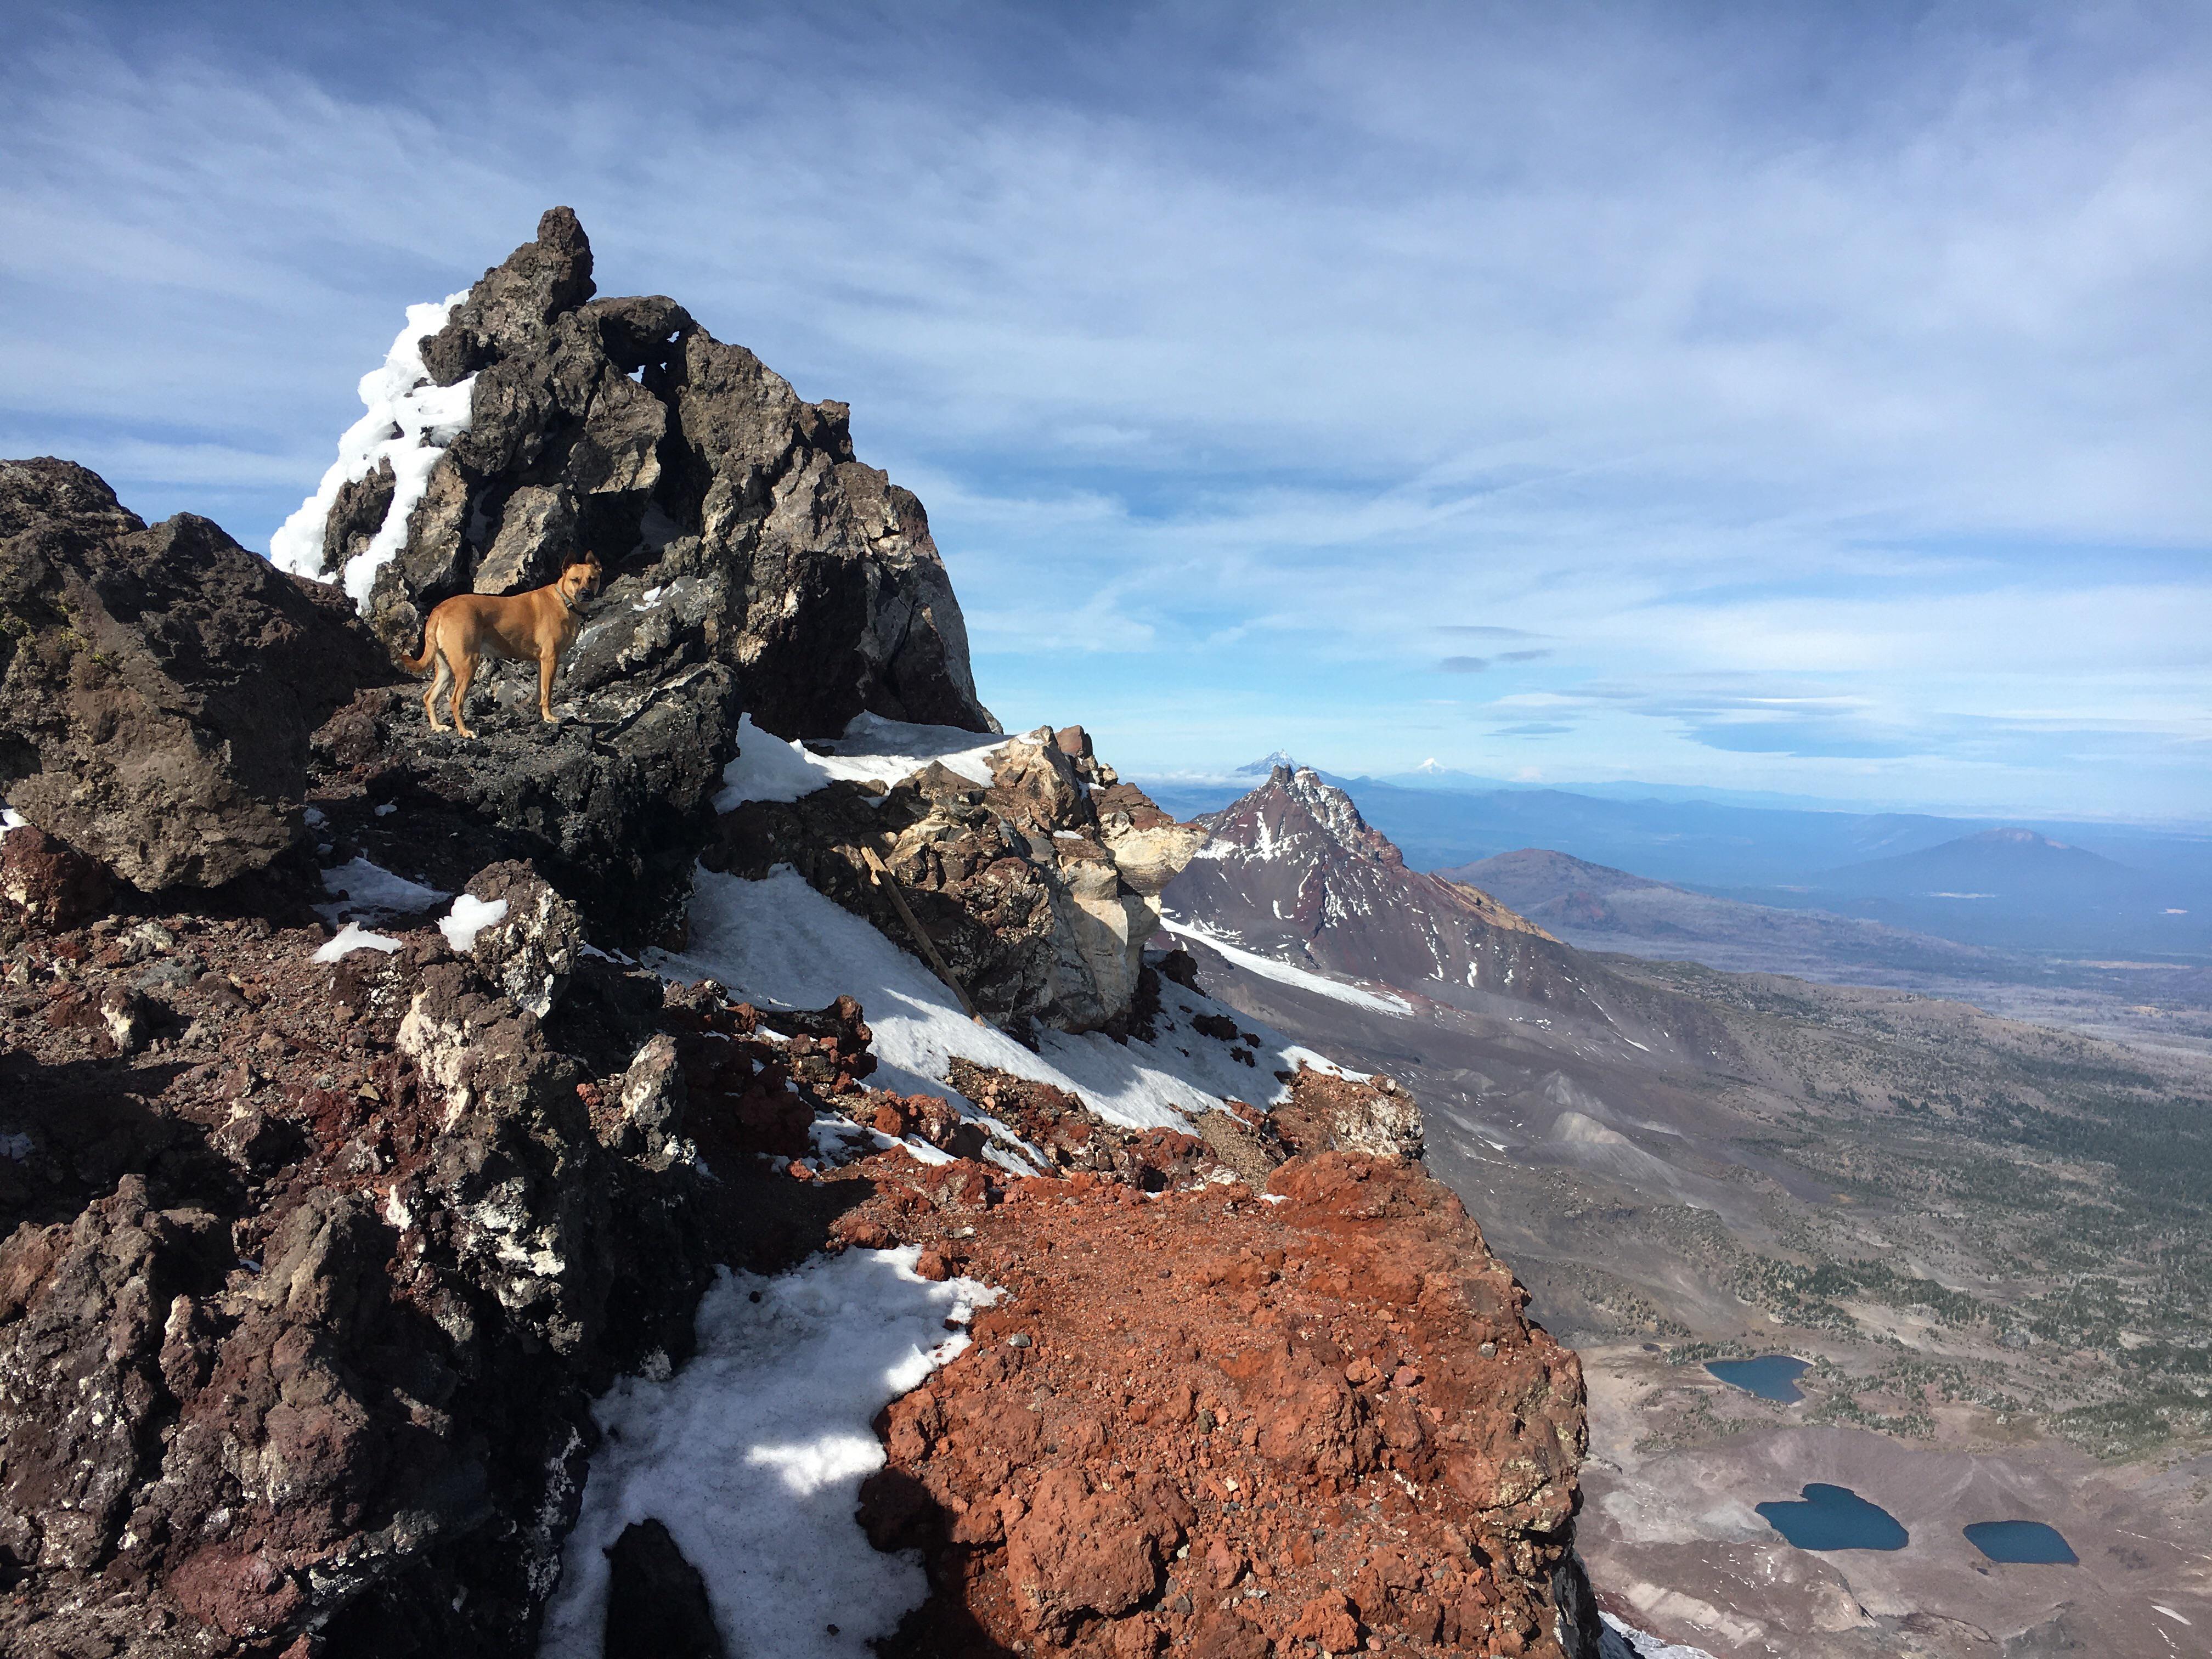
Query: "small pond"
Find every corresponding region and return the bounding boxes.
[1963,1520,2077,1564]
[1756,1482,1909,1551]
[1706,1355,1810,1402]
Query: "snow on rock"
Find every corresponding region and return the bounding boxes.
[311,922,403,962]
[651,866,1353,1131]
[316,856,448,922]
[538,1249,998,1659]
[1161,914,1415,1018]
[714,712,1009,811]
[269,293,475,604]
[0,806,26,837]
[1601,1613,1722,1659]
[438,893,510,953]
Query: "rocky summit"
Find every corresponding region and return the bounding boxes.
[0,211,1604,1659]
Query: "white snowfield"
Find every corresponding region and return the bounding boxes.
[269,293,474,604]
[538,1249,999,1659]
[1161,913,1417,1018]
[653,865,1348,1133]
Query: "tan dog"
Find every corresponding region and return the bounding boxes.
[399,556,602,738]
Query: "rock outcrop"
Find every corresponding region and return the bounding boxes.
[853,1150,1596,1659]
[0,870,935,1656]
[269,207,1004,943]
[0,459,386,892]
[717,725,1201,1036]
[294,206,992,746]
[1274,1063,1427,1163]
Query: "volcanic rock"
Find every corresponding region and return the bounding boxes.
[332,208,993,746]
[857,1148,1599,1658]
[0,894,914,1655]
[452,858,582,1018]
[0,458,388,891]
[1274,1063,1425,1161]
[716,729,1201,1035]
[0,825,112,930]
[284,210,1020,940]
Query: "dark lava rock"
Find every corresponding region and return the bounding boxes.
[0,458,388,891]
[602,1519,727,1659]
[285,209,1009,942]
[353,207,994,752]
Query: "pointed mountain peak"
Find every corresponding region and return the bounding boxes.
[1204,761,1402,868]
[1237,748,1299,775]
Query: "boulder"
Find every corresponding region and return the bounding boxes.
[0,458,388,890]
[1274,1064,1425,1162]
[0,824,112,929]
[453,859,583,1018]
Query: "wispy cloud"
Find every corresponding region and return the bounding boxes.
[1,1,2207,814]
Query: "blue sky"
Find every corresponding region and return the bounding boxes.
[4,2,2209,817]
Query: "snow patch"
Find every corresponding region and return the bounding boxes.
[312,922,403,963]
[0,806,27,838]
[1601,1614,1720,1659]
[537,1250,998,1659]
[714,712,1008,810]
[1163,915,1415,1018]
[439,894,510,953]
[317,857,447,922]
[652,866,1348,1130]
[269,292,475,604]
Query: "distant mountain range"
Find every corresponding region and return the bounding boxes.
[1140,761,2212,960]
[1446,847,2003,982]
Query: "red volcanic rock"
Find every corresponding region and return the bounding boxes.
[852,1147,1595,1658]
[1293,1590,1364,1652]
[0,825,112,930]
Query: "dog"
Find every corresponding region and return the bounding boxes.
[398,556,602,738]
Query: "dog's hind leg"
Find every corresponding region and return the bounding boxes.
[423,646,453,732]
[450,652,479,740]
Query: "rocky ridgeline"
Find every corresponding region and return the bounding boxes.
[0,213,1601,1657]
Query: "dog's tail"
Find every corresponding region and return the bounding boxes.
[397,628,437,676]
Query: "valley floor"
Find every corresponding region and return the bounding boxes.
[1170,931,2212,1658]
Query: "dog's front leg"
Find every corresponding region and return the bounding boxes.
[538,651,559,723]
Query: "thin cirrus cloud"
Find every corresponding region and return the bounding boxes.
[0,2,2207,815]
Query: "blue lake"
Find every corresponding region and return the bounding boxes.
[1757,1483,1910,1551]
[1707,1355,1811,1402]
[1963,1521,2077,1564]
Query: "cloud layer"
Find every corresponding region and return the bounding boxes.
[3,1,2207,815]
